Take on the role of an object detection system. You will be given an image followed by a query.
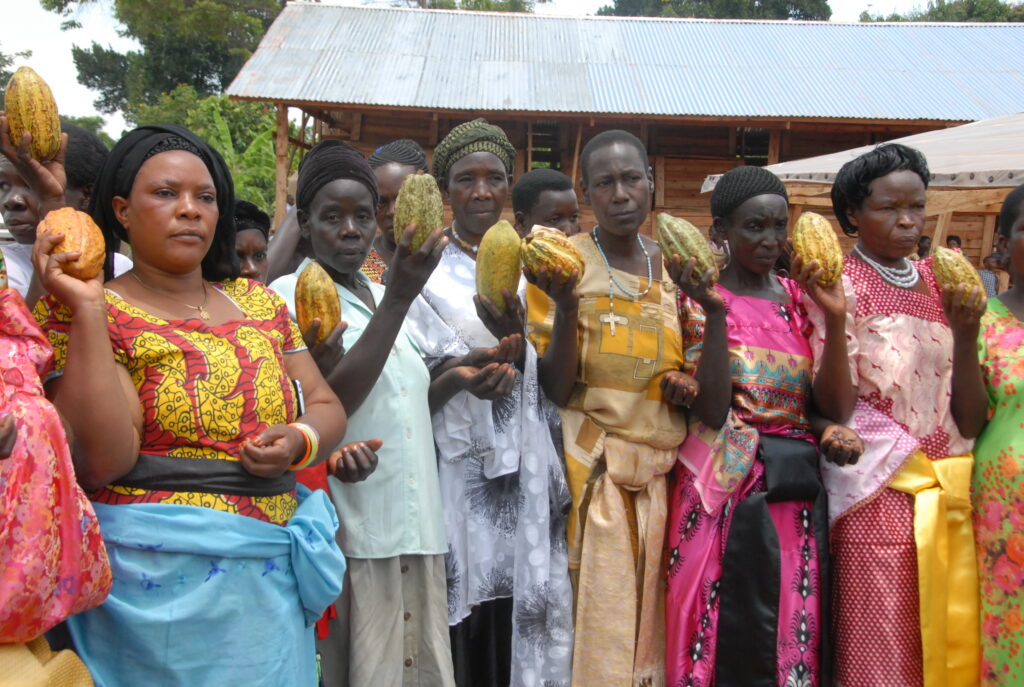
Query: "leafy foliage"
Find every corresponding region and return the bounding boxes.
[61,115,116,149]
[597,0,831,20]
[860,0,1023,21]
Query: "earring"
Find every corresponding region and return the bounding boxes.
[711,238,730,270]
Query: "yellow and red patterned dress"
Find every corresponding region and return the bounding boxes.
[36,278,305,525]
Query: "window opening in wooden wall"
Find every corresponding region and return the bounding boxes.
[530,122,561,170]
[735,127,770,165]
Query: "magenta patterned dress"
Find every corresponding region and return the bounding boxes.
[0,288,111,642]
[666,277,825,687]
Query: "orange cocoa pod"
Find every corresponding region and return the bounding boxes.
[4,66,62,162]
[295,261,341,345]
[36,207,106,280]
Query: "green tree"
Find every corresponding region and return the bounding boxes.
[0,42,33,110]
[407,0,550,12]
[597,0,830,20]
[40,0,285,120]
[61,114,116,149]
[860,0,1023,21]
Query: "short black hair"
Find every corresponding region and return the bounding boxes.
[946,234,962,246]
[61,120,109,192]
[580,130,647,186]
[234,199,270,239]
[512,168,574,215]
[831,143,930,238]
[998,185,1024,239]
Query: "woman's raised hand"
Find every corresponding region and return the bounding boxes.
[941,283,987,343]
[474,288,526,343]
[524,265,579,312]
[31,231,105,310]
[819,424,864,466]
[329,438,382,483]
[791,253,847,319]
[0,114,67,204]
[668,255,724,314]
[302,319,347,377]
[386,224,447,305]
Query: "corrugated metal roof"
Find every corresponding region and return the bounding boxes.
[226,3,1024,121]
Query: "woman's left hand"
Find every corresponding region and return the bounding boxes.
[474,289,526,345]
[661,370,700,407]
[0,413,17,459]
[941,284,986,344]
[239,423,307,478]
[819,424,864,466]
[791,254,846,319]
[329,438,383,483]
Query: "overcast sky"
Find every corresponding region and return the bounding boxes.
[6,0,926,139]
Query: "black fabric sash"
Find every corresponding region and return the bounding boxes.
[111,453,296,496]
[714,434,832,687]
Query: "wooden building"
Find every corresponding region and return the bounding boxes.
[228,4,1024,243]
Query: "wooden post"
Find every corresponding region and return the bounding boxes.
[933,211,954,250]
[981,214,997,257]
[768,129,781,165]
[273,103,289,230]
[429,113,439,147]
[571,124,583,192]
[527,121,533,171]
[654,155,665,209]
[351,113,362,142]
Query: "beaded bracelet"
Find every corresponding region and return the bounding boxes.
[288,422,320,471]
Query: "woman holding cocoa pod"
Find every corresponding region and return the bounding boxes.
[946,184,1024,686]
[663,165,861,687]
[421,118,574,687]
[820,143,979,687]
[525,129,698,685]
[14,122,365,686]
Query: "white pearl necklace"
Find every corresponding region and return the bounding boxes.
[853,244,919,288]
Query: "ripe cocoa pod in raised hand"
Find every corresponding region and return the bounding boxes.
[393,172,444,253]
[932,246,984,304]
[295,261,341,345]
[520,225,585,280]
[4,66,61,162]
[36,207,105,280]
[792,212,844,287]
[655,212,718,285]
[476,220,522,312]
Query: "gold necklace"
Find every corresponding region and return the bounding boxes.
[129,271,211,320]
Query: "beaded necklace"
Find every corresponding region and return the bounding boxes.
[448,224,478,255]
[591,227,652,336]
[853,244,919,289]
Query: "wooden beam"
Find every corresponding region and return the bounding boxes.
[351,113,362,142]
[933,211,954,249]
[767,129,781,165]
[527,121,533,171]
[655,155,665,208]
[923,187,1011,216]
[429,113,439,146]
[571,124,583,191]
[273,103,289,230]
[981,214,997,257]
[728,127,737,157]
[640,123,649,149]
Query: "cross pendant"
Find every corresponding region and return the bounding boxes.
[600,312,628,336]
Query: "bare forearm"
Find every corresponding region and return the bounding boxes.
[297,400,347,463]
[429,368,463,413]
[537,304,579,407]
[326,296,412,414]
[950,337,988,439]
[691,311,731,429]
[55,305,139,488]
[812,314,856,424]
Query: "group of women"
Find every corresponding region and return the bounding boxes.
[0,107,1020,687]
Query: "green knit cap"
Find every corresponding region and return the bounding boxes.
[431,118,516,180]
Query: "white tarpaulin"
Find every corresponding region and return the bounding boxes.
[703,112,1024,192]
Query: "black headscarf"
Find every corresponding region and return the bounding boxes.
[710,166,788,220]
[90,124,238,282]
[296,140,379,214]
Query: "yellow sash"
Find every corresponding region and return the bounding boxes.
[889,450,980,687]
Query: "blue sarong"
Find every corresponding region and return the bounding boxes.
[67,486,345,687]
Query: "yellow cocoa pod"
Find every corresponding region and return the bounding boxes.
[520,225,585,279]
[393,172,444,253]
[476,220,522,312]
[655,212,718,285]
[295,261,341,345]
[4,66,61,162]
[792,212,844,287]
[36,207,105,280]
[932,246,984,303]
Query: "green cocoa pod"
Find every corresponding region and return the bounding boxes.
[393,172,444,253]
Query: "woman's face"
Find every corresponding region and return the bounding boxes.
[583,142,652,237]
[0,159,40,244]
[235,228,269,283]
[716,194,789,276]
[301,179,377,278]
[1004,200,1024,280]
[847,169,927,261]
[444,151,509,237]
[374,162,419,246]
[518,189,581,237]
[113,150,218,273]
